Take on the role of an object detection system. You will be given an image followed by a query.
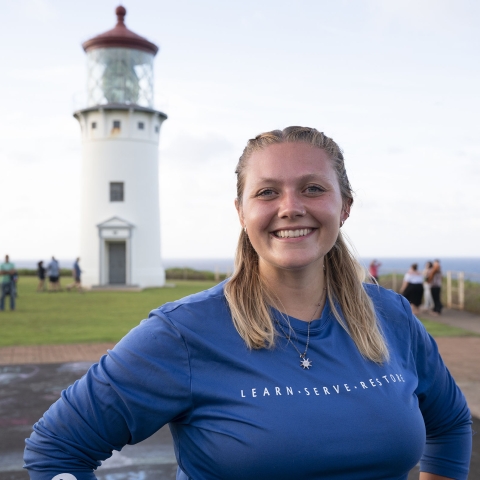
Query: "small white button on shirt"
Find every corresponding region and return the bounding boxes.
[51,475,77,480]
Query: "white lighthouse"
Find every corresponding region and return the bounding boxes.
[74,6,167,289]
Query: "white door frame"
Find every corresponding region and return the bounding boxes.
[97,217,134,285]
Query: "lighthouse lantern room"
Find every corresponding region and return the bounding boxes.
[74,6,167,288]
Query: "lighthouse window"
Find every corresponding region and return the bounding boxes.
[154,125,159,133]
[91,122,97,129]
[138,122,144,130]
[110,182,124,202]
[112,120,121,130]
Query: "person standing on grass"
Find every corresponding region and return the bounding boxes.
[429,259,443,315]
[36,261,46,292]
[24,127,471,480]
[369,259,381,282]
[67,258,83,292]
[0,254,16,311]
[400,263,424,315]
[421,261,434,311]
[47,256,61,292]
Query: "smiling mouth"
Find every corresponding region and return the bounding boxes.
[273,228,314,238]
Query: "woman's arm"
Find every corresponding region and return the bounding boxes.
[24,313,192,479]
[402,295,472,480]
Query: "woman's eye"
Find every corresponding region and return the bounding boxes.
[257,189,276,197]
[305,185,324,194]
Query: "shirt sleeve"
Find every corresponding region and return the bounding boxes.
[24,311,192,480]
[401,296,472,479]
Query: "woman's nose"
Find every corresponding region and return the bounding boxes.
[278,192,306,218]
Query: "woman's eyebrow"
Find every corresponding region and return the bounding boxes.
[253,173,329,184]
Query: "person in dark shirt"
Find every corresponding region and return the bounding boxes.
[0,254,16,311]
[36,261,46,292]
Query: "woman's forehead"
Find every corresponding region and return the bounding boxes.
[243,142,335,180]
[249,141,326,158]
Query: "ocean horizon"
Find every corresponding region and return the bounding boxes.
[12,257,480,281]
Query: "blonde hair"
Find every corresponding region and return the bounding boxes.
[224,126,389,363]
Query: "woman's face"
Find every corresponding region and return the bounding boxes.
[236,142,348,276]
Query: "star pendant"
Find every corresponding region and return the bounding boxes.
[300,357,312,369]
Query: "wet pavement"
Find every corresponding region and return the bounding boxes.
[0,362,178,480]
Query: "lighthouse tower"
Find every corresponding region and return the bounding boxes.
[74,6,167,288]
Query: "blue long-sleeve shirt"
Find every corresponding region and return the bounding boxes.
[24,282,472,479]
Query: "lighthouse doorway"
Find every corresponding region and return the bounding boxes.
[108,241,126,284]
[97,216,134,286]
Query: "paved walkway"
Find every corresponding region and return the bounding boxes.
[0,342,115,365]
[1,308,480,419]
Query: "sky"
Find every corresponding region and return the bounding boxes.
[1,0,479,262]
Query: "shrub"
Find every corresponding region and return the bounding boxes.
[165,267,227,281]
[16,268,73,277]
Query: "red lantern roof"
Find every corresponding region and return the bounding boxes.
[82,6,158,55]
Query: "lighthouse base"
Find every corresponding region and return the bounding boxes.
[90,285,142,292]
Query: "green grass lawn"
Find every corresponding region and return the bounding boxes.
[0,277,217,347]
[0,277,476,347]
[418,318,478,337]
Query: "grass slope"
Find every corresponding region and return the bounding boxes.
[0,277,217,347]
[418,318,477,337]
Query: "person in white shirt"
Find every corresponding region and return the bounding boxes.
[421,261,434,311]
[400,263,424,315]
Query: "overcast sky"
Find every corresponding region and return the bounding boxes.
[1,0,479,262]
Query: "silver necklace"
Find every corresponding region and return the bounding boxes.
[276,289,326,370]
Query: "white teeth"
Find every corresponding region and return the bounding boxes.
[274,229,312,238]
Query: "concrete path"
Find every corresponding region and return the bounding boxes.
[0,361,177,480]
[0,342,115,366]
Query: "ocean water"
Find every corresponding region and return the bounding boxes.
[13,257,480,281]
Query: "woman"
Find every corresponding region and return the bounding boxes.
[422,261,434,311]
[429,259,443,315]
[400,263,424,315]
[24,127,471,480]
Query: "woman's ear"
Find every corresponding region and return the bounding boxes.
[342,202,352,222]
[234,198,244,228]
